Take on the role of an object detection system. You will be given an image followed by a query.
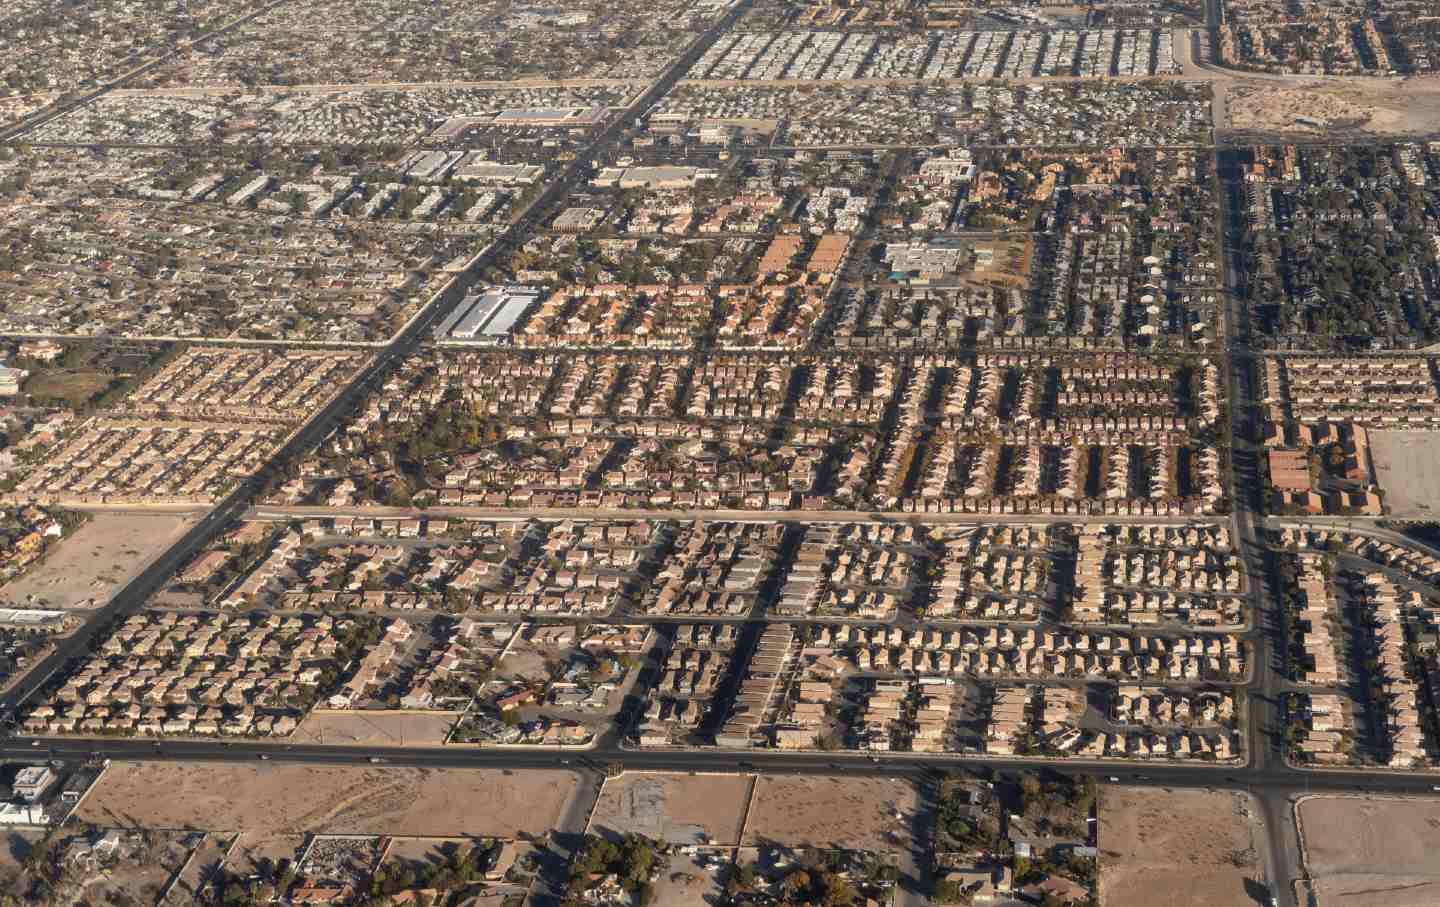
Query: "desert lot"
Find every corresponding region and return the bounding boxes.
[1223,76,1440,138]
[591,772,753,845]
[1100,786,1263,907]
[77,762,576,838]
[743,776,914,852]
[227,832,307,880]
[652,849,728,907]
[1298,796,1440,907]
[0,513,190,609]
[290,710,460,747]
[1369,431,1440,517]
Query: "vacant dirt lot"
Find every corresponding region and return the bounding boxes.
[169,833,232,903]
[77,762,576,838]
[1223,76,1440,137]
[291,710,461,747]
[1368,431,1440,517]
[0,513,191,609]
[743,776,914,851]
[652,850,728,907]
[386,837,476,874]
[89,830,195,906]
[592,772,753,845]
[227,832,307,879]
[1298,796,1440,906]
[1100,786,1262,907]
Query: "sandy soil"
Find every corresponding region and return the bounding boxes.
[77,762,576,838]
[386,837,476,871]
[1100,786,1262,907]
[291,710,462,747]
[743,776,914,851]
[90,830,193,906]
[496,645,554,683]
[0,513,191,609]
[227,832,307,878]
[653,850,728,907]
[591,772,753,845]
[1368,431,1440,518]
[1298,796,1440,906]
[1223,76,1440,137]
[168,833,232,904]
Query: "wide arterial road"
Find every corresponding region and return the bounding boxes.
[9,734,1440,800]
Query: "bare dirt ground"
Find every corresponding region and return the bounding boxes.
[1298,795,1440,906]
[87,830,194,906]
[0,513,191,609]
[227,832,307,879]
[1367,431,1440,518]
[290,710,461,747]
[742,776,914,851]
[652,850,728,907]
[591,772,753,845]
[1222,76,1440,137]
[496,643,555,683]
[167,833,233,904]
[386,837,476,873]
[77,762,576,838]
[1100,786,1263,907]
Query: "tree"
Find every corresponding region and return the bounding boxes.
[823,872,856,906]
[727,863,758,895]
[1018,771,1042,810]
[781,869,812,900]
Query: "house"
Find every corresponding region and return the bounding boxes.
[291,883,353,904]
[12,765,56,803]
[1023,874,1090,905]
[495,689,535,711]
[0,366,26,396]
[1268,449,1310,493]
[940,867,1002,904]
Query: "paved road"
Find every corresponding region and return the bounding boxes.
[8,5,1440,906]
[11,735,1440,797]
[251,503,1228,525]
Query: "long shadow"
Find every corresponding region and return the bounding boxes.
[1243,876,1273,905]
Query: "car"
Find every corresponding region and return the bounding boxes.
[29,740,39,748]
[258,754,270,760]
[368,756,385,764]
[1107,776,1120,782]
